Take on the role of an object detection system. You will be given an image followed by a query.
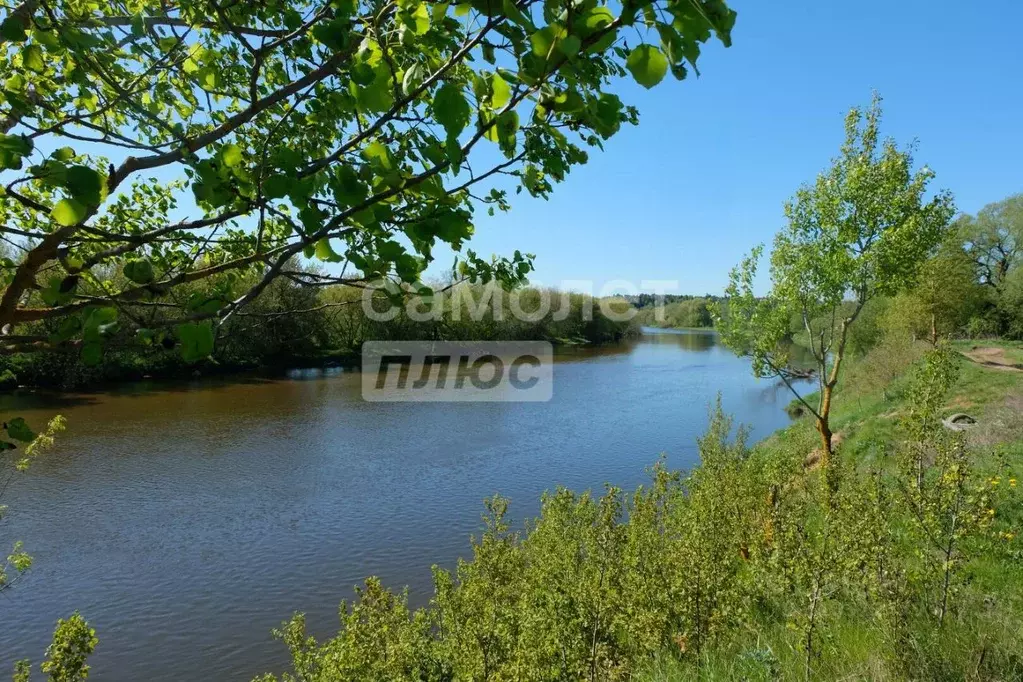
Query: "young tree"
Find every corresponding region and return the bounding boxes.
[897,236,987,343]
[0,0,735,430]
[716,95,954,463]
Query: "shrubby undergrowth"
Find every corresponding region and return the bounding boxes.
[256,348,1022,682]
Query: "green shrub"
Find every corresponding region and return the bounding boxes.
[258,381,1022,681]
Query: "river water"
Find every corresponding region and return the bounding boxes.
[0,329,801,680]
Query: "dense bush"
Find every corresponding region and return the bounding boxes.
[256,350,1021,682]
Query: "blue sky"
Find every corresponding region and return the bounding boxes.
[443,0,1023,295]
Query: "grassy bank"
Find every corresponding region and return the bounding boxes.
[772,337,1023,468]
[642,338,1022,679]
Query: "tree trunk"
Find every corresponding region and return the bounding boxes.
[816,384,834,467]
[816,417,832,463]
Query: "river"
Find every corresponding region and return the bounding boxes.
[0,329,802,680]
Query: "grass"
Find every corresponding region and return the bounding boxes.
[768,339,1023,470]
[635,338,1023,682]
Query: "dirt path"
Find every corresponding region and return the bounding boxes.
[962,346,1023,372]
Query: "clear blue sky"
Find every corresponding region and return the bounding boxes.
[444,0,1023,296]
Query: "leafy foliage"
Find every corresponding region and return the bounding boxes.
[960,194,1022,293]
[40,613,99,682]
[0,0,735,371]
[633,295,715,329]
[5,611,96,682]
[716,95,955,460]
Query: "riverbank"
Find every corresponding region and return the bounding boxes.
[0,285,640,392]
[635,339,1023,680]
[250,337,1023,682]
[0,330,639,393]
[773,338,1023,464]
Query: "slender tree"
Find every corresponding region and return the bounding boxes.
[716,95,955,464]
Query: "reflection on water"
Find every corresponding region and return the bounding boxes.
[0,329,803,681]
[635,327,718,351]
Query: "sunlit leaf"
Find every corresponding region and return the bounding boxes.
[625,45,668,89]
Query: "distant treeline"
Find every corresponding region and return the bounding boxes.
[631,295,724,329]
[621,292,722,308]
[629,192,1023,341]
[0,281,638,389]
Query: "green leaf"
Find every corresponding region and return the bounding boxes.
[51,147,75,162]
[502,0,534,28]
[558,35,581,57]
[333,165,369,206]
[262,174,292,199]
[221,144,243,167]
[51,199,87,226]
[625,44,668,89]
[576,7,616,53]
[185,294,225,315]
[82,307,118,342]
[65,165,104,206]
[491,72,511,110]
[315,238,343,263]
[357,37,383,67]
[353,64,394,113]
[482,42,495,64]
[177,321,215,363]
[123,258,154,284]
[28,159,67,186]
[402,63,423,96]
[361,141,393,171]
[433,83,470,138]
[312,17,351,51]
[0,16,27,43]
[22,44,44,72]
[6,417,35,443]
[0,134,32,170]
[403,3,430,35]
[530,24,564,59]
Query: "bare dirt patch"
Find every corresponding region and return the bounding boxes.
[962,346,1023,372]
[969,391,1023,448]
